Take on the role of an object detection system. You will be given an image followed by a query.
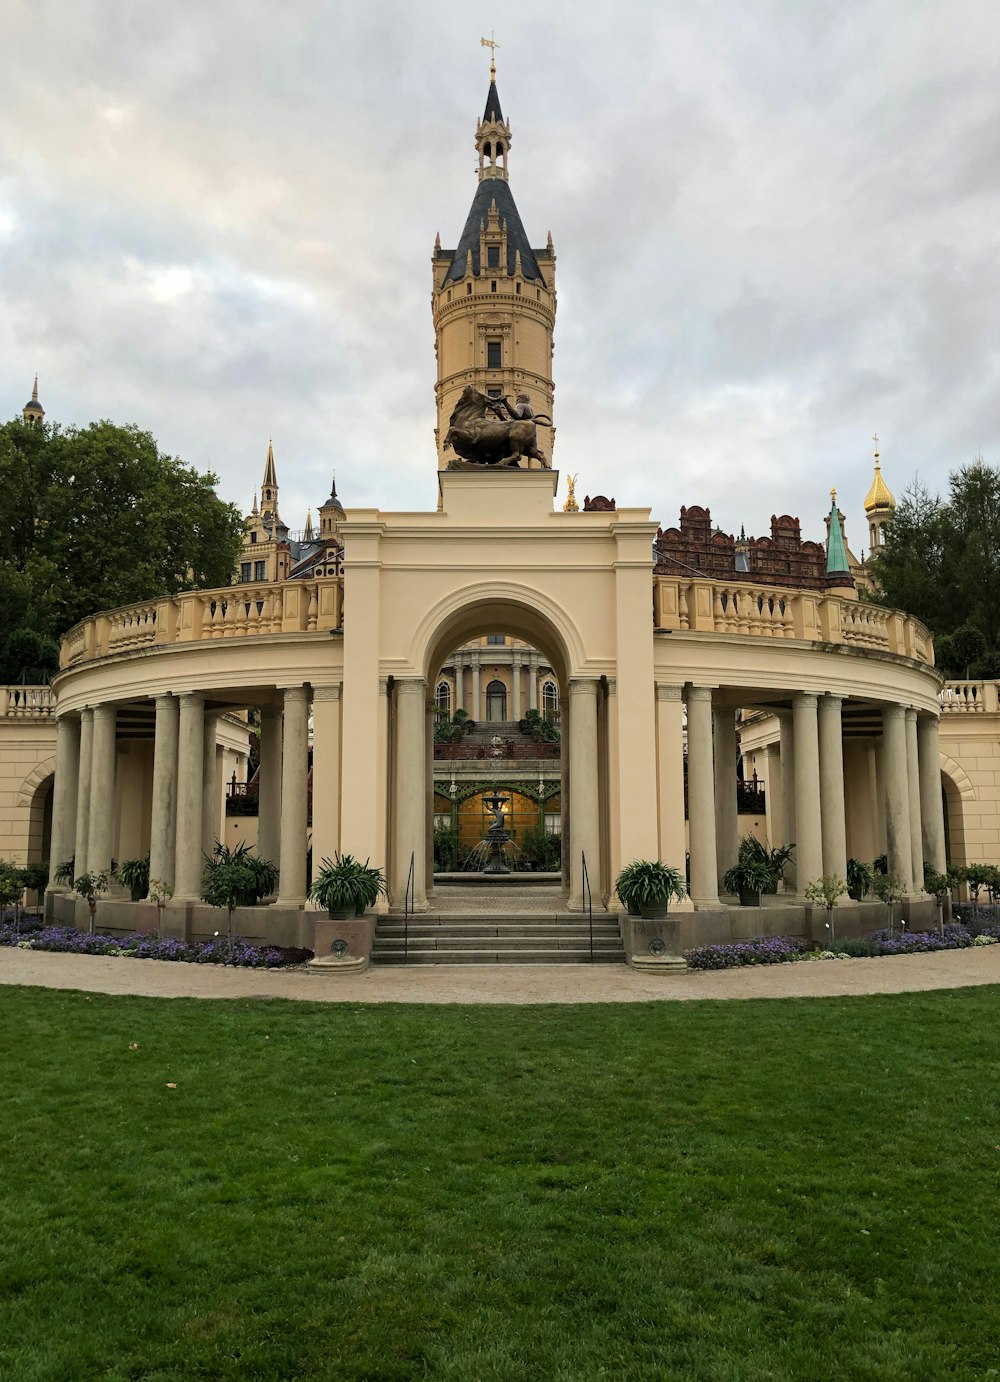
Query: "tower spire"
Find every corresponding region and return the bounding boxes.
[22,374,44,425]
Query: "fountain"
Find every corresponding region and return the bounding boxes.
[464,785,522,874]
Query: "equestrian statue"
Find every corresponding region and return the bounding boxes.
[443,386,552,468]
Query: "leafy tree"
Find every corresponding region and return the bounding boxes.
[869,461,1000,678]
[0,417,244,674]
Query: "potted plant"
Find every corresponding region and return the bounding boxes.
[846,857,874,902]
[117,855,150,903]
[804,874,847,944]
[614,860,687,919]
[203,841,278,906]
[309,854,387,919]
[722,855,774,907]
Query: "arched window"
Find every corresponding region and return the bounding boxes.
[435,681,451,721]
[542,681,559,723]
[486,679,507,722]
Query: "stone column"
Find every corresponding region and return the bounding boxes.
[512,652,522,721]
[174,692,205,901]
[311,685,342,868]
[201,715,220,859]
[778,714,797,890]
[655,685,692,905]
[568,678,601,909]
[881,704,913,893]
[453,655,464,713]
[818,694,848,885]
[147,693,179,894]
[74,708,94,878]
[48,715,81,887]
[713,704,739,890]
[686,686,719,907]
[792,693,823,896]
[276,686,310,906]
[917,713,947,875]
[905,708,925,891]
[88,703,118,877]
[764,741,783,848]
[393,678,427,910]
[528,655,538,712]
[425,695,436,900]
[471,655,481,722]
[257,705,282,869]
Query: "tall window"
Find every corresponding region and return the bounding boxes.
[542,681,559,722]
[487,340,502,369]
[254,560,266,581]
[486,679,507,722]
[435,681,451,720]
[487,245,500,268]
[240,562,251,583]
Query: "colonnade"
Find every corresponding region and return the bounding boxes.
[448,650,554,721]
[669,685,948,908]
[47,687,315,907]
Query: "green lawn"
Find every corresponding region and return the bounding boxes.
[2,986,999,1381]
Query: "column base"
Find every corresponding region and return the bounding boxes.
[274,897,306,910]
[628,954,688,975]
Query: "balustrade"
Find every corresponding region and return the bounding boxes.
[0,685,55,718]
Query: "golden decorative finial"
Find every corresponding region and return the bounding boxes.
[830,487,837,506]
[480,32,499,79]
[563,474,579,513]
[873,432,880,464]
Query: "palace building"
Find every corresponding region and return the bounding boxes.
[4,64,995,968]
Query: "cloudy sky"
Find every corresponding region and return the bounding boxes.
[2,1,997,552]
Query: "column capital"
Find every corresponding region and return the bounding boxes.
[148,691,175,705]
[178,690,205,708]
[818,693,843,710]
[655,684,684,702]
[792,692,818,710]
[882,703,906,722]
[282,685,309,705]
[396,677,427,697]
[686,685,714,705]
[904,706,918,723]
[313,684,342,703]
[378,677,391,697]
[93,702,117,723]
[568,678,599,699]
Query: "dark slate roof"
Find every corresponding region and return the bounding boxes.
[483,80,504,124]
[22,399,43,412]
[443,178,545,284]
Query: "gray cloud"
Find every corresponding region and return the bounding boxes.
[1,0,997,551]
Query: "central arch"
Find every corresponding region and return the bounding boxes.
[389,587,607,914]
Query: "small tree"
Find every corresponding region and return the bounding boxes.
[871,873,905,938]
[804,875,847,944]
[0,872,22,935]
[148,878,173,940]
[73,871,109,934]
[924,871,951,937]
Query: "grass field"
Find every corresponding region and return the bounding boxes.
[2,984,999,1380]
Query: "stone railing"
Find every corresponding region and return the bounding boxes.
[653,576,933,666]
[0,685,56,718]
[60,577,344,670]
[939,681,1000,714]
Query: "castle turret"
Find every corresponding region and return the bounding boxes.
[22,375,44,426]
[431,55,556,470]
[864,435,895,552]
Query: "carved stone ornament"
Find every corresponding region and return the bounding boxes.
[443,384,551,469]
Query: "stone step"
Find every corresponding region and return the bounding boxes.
[383,912,610,927]
[371,948,624,966]
[374,932,624,951]
[376,923,621,939]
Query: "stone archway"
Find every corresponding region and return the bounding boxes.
[17,758,55,871]
[940,754,976,867]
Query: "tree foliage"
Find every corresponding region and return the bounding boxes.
[869,461,1000,679]
[0,417,244,681]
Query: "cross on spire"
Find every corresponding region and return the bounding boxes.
[480,32,499,79]
[872,432,880,462]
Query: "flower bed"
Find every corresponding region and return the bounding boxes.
[686,920,1000,970]
[0,920,311,968]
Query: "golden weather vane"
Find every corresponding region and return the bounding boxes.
[480,32,499,79]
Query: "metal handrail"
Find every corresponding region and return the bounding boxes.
[581,851,594,963]
[403,851,415,966]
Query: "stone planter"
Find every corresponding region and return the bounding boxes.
[308,916,374,975]
[739,889,761,907]
[626,913,687,974]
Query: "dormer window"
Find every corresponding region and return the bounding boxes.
[487,245,500,268]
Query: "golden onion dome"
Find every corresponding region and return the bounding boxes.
[864,459,895,514]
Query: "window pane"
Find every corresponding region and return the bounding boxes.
[487,340,501,368]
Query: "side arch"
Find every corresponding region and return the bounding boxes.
[17,756,56,809]
[939,753,976,867]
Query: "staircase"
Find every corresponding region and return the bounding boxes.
[371,882,624,966]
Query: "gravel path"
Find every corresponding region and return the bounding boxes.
[3,944,1000,1005]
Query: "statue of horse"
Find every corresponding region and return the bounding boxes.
[443,386,551,468]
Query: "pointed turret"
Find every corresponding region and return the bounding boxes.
[22,375,44,425]
[303,509,314,543]
[826,489,851,577]
[319,473,345,538]
[258,440,286,537]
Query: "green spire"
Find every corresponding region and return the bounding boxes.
[826,489,850,576]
